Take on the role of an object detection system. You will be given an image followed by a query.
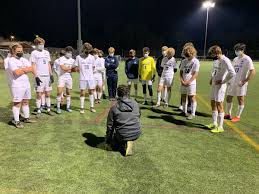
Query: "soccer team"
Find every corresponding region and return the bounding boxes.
[4,37,256,133]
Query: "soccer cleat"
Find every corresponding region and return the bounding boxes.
[57,108,62,114]
[231,116,240,123]
[152,104,160,108]
[90,107,96,113]
[23,118,37,123]
[205,123,218,130]
[125,141,134,156]
[186,114,195,120]
[178,105,183,111]
[12,121,24,129]
[211,127,224,133]
[102,93,107,99]
[224,114,232,120]
[80,109,85,114]
[95,100,99,104]
[163,103,169,108]
[66,108,72,113]
[142,101,148,105]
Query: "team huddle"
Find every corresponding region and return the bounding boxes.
[4,37,256,134]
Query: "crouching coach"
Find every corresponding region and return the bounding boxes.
[105,85,141,156]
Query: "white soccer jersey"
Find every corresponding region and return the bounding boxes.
[94,57,105,80]
[74,54,95,81]
[180,57,200,85]
[8,57,31,87]
[232,55,254,84]
[30,50,51,76]
[59,56,75,78]
[161,57,177,79]
[211,55,236,84]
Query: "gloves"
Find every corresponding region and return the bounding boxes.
[50,75,54,84]
[151,75,156,82]
[35,77,42,86]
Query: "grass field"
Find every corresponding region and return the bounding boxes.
[0,61,259,194]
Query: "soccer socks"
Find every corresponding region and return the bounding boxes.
[157,91,162,105]
[218,112,225,128]
[192,101,197,116]
[66,96,71,109]
[97,92,102,100]
[237,105,245,117]
[45,97,51,111]
[212,111,218,125]
[41,94,46,107]
[36,99,41,111]
[22,105,30,119]
[164,88,168,104]
[93,91,97,100]
[80,97,85,109]
[12,106,20,122]
[56,96,62,109]
[182,102,187,114]
[226,102,233,115]
[89,94,94,108]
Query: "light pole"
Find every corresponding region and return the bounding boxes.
[202,1,215,58]
[77,0,83,53]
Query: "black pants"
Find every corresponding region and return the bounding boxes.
[107,74,118,98]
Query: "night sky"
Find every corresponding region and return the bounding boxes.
[1,0,259,54]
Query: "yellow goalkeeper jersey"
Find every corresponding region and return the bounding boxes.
[138,56,156,80]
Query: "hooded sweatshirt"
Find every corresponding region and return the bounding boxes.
[106,97,141,143]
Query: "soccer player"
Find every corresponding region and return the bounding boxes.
[105,47,119,100]
[31,37,54,116]
[156,46,168,101]
[206,45,236,133]
[180,45,200,120]
[154,47,177,108]
[225,43,256,122]
[125,49,139,99]
[106,85,141,156]
[93,48,105,103]
[74,42,96,113]
[98,50,107,99]
[56,46,75,114]
[8,43,36,128]
[138,47,156,105]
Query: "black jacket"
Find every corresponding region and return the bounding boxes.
[156,55,164,77]
[106,97,141,143]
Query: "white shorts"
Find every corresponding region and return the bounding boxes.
[227,83,248,97]
[211,84,227,102]
[58,77,73,89]
[181,84,196,96]
[95,79,103,87]
[142,80,153,86]
[159,77,173,87]
[80,80,96,90]
[11,86,31,102]
[36,76,52,93]
[128,79,138,85]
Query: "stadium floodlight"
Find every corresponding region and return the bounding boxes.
[77,0,83,53]
[10,35,15,41]
[202,1,215,58]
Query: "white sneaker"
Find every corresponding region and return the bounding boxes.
[66,108,72,113]
[152,104,160,108]
[179,106,183,111]
[90,107,96,113]
[80,109,85,114]
[57,108,62,114]
[187,114,195,120]
[163,103,168,108]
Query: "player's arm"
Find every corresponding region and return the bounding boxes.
[60,64,72,72]
[242,59,256,84]
[222,60,236,84]
[110,57,119,69]
[186,61,200,84]
[151,58,156,80]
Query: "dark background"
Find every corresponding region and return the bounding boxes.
[1,0,259,56]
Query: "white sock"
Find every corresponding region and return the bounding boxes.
[226,102,233,115]
[164,88,168,104]
[36,99,41,109]
[41,95,46,107]
[237,105,245,117]
[212,111,218,125]
[45,97,51,111]
[97,92,102,100]
[144,94,147,101]
[12,106,20,122]
[218,112,225,128]
[80,97,85,109]
[93,91,97,100]
[157,92,161,105]
[89,94,94,108]
[66,96,71,109]
[56,96,62,109]
[182,102,187,114]
[22,105,30,119]
[192,101,197,116]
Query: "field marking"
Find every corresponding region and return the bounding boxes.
[197,95,259,152]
